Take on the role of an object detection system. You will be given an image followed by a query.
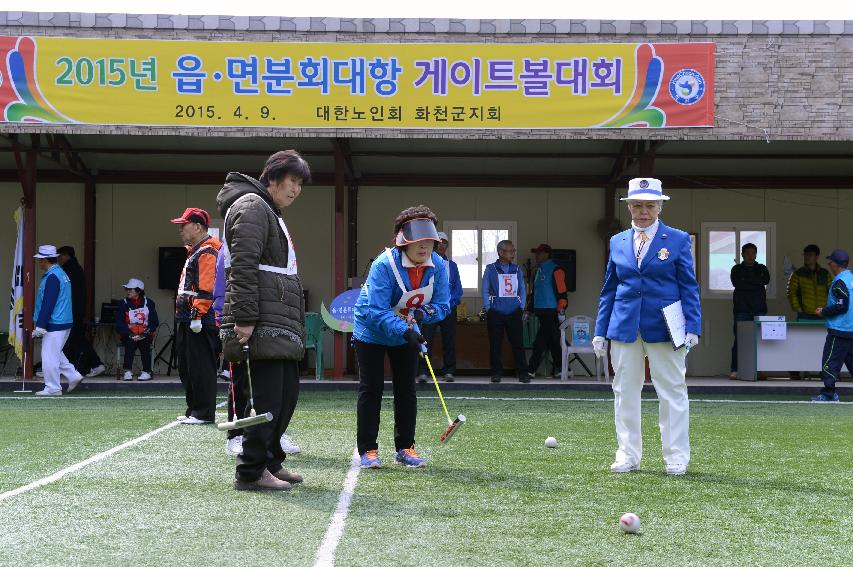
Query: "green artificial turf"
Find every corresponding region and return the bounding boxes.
[0,392,850,566]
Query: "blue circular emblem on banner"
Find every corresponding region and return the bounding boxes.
[669,69,706,106]
[329,289,360,325]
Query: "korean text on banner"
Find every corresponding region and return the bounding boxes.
[0,36,714,129]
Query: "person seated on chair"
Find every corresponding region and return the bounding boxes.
[115,278,159,381]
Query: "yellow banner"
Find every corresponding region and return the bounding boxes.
[0,36,714,129]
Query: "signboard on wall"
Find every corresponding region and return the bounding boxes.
[0,36,714,129]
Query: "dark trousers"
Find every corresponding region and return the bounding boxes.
[63,321,103,374]
[820,333,853,395]
[419,306,457,375]
[731,312,763,372]
[121,336,152,372]
[486,309,528,377]
[528,309,562,375]
[236,358,300,481]
[355,339,418,454]
[175,323,218,421]
[225,361,248,440]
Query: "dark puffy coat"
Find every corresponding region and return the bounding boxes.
[216,172,305,362]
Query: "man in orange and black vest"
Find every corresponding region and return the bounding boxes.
[526,244,569,379]
[171,207,222,424]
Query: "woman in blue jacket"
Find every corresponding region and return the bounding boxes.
[353,205,450,469]
[115,278,159,381]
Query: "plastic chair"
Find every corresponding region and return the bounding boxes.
[303,312,327,380]
[559,315,610,383]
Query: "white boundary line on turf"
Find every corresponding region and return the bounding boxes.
[314,448,361,567]
[405,396,853,405]
[0,395,191,400]
[0,401,227,503]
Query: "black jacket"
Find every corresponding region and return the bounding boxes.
[730,262,770,314]
[61,257,86,323]
[216,172,305,362]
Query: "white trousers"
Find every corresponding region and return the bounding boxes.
[41,329,81,393]
[610,335,690,466]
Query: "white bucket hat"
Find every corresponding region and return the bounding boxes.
[437,231,449,242]
[33,244,59,258]
[122,278,145,290]
[620,178,670,201]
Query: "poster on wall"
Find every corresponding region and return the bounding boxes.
[0,36,714,129]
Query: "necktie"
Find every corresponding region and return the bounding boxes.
[637,231,649,264]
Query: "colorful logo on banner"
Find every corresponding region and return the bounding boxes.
[0,36,714,129]
[320,289,361,333]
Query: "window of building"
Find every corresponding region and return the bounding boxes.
[701,222,776,299]
[443,221,517,297]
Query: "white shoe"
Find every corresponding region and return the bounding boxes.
[181,416,211,425]
[35,389,61,396]
[176,415,189,423]
[122,370,134,381]
[610,460,640,473]
[666,463,688,476]
[137,372,152,381]
[67,374,84,393]
[225,435,244,456]
[280,434,301,454]
[36,370,44,378]
[86,364,106,378]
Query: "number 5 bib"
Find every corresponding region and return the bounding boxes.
[498,273,518,298]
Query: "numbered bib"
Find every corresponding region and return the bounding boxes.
[498,273,518,298]
[384,248,434,316]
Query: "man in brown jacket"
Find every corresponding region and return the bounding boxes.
[217,150,311,491]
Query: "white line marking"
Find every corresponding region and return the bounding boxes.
[0,396,223,400]
[407,396,853,405]
[314,448,361,567]
[0,401,227,503]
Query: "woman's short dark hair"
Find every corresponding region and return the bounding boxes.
[393,205,438,237]
[742,243,758,253]
[259,150,312,187]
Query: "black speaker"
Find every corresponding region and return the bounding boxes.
[158,247,187,291]
[551,249,577,292]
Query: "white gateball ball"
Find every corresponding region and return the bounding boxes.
[619,512,640,533]
[544,436,557,448]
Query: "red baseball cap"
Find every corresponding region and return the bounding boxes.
[170,207,211,226]
[531,243,552,254]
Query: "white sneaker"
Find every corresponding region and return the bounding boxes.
[610,460,640,473]
[176,415,189,423]
[67,374,84,393]
[137,372,152,381]
[225,435,244,456]
[35,389,61,396]
[280,434,301,454]
[86,364,106,378]
[122,370,134,381]
[666,463,688,476]
[181,416,211,425]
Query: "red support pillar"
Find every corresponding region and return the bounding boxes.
[332,144,346,379]
[83,177,96,322]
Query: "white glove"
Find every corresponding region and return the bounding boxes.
[190,319,203,333]
[592,336,607,358]
[557,310,566,323]
[32,327,47,339]
[685,333,699,350]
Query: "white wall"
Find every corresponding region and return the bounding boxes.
[2,180,850,376]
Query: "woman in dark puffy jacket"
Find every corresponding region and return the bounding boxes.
[216,149,310,492]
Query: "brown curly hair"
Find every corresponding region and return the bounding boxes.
[393,205,438,237]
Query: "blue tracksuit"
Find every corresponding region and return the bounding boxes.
[481,261,525,315]
[354,248,451,346]
[819,270,853,395]
[34,264,73,331]
[444,256,463,309]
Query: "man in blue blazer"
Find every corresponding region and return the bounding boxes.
[593,178,701,476]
